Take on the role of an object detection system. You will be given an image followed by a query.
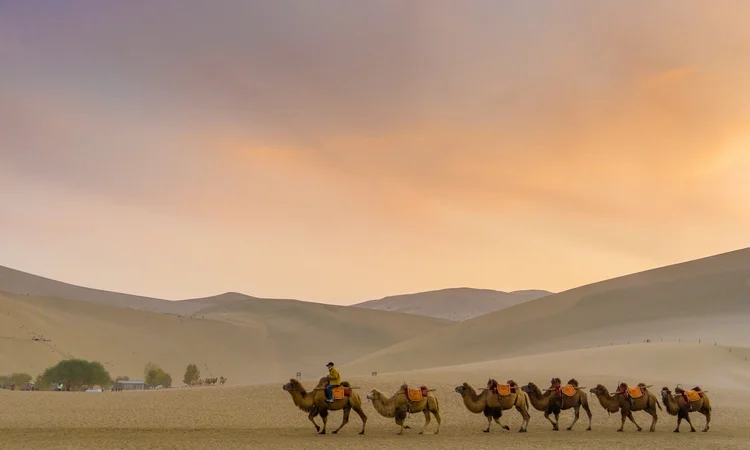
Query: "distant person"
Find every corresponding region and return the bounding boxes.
[325,362,341,403]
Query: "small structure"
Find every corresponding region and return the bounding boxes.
[117,380,146,391]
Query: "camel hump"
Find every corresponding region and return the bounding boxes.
[567,378,579,387]
[692,386,702,392]
[340,381,351,388]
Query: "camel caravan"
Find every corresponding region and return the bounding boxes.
[282,365,712,436]
[189,376,227,387]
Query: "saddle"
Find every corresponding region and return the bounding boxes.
[560,384,577,397]
[488,379,516,397]
[403,385,429,402]
[330,386,351,400]
[675,386,702,403]
[619,384,643,400]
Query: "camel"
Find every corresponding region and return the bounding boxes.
[660,386,711,432]
[454,381,530,432]
[366,384,441,435]
[282,377,367,435]
[219,376,227,385]
[590,383,661,432]
[522,379,592,431]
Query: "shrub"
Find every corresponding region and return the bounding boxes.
[144,362,172,388]
[183,364,201,385]
[40,359,112,390]
[0,372,32,387]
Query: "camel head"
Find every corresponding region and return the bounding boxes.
[521,382,538,394]
[454,382,472,395]
[661,387,672,397]
[590,384,609,395]
[366,389,384,401]
[282,379,303,393]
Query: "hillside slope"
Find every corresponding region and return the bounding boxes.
[342,247,750,375]
[353,287,551,321]
[0,291,450,385]
[0,265,206,314]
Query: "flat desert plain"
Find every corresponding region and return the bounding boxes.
[2,248,750,448]
[2,343,750,449]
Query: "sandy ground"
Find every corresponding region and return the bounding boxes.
[2,368,749,449]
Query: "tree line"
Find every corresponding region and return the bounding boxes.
[3,359,214,391]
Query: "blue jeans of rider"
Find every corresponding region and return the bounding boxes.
[326,384,339,401]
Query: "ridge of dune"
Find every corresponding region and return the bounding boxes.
[342,246,750,375]
[0,290,451,385]
[353,287,552,321]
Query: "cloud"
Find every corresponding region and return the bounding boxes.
[1,0,749,300]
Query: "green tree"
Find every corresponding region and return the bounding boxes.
[144,362,172,388]
[0,372,32,387]
[183,364,201,385]
[40,359,112,390]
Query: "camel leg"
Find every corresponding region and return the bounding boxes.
[649,408,658,432]
[582,403,593,431]
[308,410,320,433]
[627,411,642,432]
[567,405,580,431]
[319,410,329,435]
[543,411,558,430]
[483,415,491,433]
[419,410,431,435]
[494,418,511,431]
[516,406,530,432]
[332,407,350,434]
[354,405,367,435]
[702,410,710,432]
[432,407,441,434]
[488,407,510,431]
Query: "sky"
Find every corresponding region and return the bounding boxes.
[1,0,749,304]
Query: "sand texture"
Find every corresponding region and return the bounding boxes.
[1,248,750,448]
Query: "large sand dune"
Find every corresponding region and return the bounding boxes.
[353,287,552,321]
[2,248,750,448]
[343,247,750,375]
[0,292,449,384]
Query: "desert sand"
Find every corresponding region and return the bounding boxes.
[1,248,750,448]
[353,287,552,321]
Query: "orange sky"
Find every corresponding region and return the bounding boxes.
[1,1,749,304]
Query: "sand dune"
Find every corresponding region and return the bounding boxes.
[0,264,218,314]
[2,248,750,448]
[354,287,552,321]
[0,292,450,385]
[343,247,750,375]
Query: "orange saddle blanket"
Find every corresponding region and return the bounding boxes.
[627,386,644,399]
[686,390,702,402]
[405,385,429,402]
[331,386,351,400]
[496,384,512,396]
[561,384,577,397]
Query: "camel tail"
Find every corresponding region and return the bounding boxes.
[350,391,363,409]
